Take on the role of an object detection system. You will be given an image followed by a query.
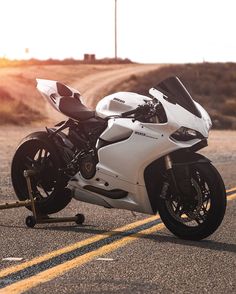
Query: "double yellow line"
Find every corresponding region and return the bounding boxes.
[0,215,163,294]
[0,188,236,294]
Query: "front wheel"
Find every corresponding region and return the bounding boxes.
[157,163,226,240]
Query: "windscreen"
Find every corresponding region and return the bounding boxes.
[155,76,201,118]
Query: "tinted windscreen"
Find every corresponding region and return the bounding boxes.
[155,76,201,118]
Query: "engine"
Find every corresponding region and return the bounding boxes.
[79,150,97,179]
[65,118,106,179]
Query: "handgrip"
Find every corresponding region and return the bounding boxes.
[121,108,139,117]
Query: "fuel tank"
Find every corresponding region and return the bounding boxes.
[96,92,151,119]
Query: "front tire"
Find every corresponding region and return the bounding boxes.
[157,163,226,240]
[11,133,72,215]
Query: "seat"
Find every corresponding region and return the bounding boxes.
[59,96,95,121]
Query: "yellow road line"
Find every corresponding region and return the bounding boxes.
[4,191,236,294]
[0,187,235,292]
[226,187,236,193]
[228,193,236,201]
[0,215,159,278]
[0,222,165,294]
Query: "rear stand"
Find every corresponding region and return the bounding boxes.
[0,170,85,228]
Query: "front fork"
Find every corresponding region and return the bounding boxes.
[163,154,193,202]
[163,155,181,200]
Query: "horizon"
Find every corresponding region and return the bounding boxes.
[0,0,236,63]
[1,56,236,66]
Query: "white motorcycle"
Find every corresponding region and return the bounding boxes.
[11,76,226,240]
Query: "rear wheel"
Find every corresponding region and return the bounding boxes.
[11,137,72,215]
[157,163,226,240]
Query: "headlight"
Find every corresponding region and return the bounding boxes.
[170,127,204,142]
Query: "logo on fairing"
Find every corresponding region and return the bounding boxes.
[135,131,158,140]
[113,98,125,103]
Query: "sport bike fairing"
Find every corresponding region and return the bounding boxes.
[69,79,211,214]
[153,76,212,135]
[36,79,94,121]
[37,77,212,214]
[155,76,201,118]
[36,79,81,110]
[149,88,211,139]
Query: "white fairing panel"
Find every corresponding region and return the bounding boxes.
[96,92,152,119]
[98,118,133,142]
[149,88,211,138]
[194,101,212,131]
[36,79,82,113]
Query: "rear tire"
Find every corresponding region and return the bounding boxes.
[11,135,72,215]
[157,163,226,240]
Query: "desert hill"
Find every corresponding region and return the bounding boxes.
[110,63,236,129]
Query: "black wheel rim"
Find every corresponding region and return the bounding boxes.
[165,169,212,227]
[18,143,59,202]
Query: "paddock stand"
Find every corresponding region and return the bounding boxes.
[0,170,85,228]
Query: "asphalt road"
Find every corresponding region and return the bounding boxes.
[0,127,235,294]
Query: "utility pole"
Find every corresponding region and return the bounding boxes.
[115,0,117,59]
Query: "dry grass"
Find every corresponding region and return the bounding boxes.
[0,100,43,125]
[0,82,45,125]
[0,85,42,125]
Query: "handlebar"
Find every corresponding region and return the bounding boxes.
[121,104,151,118]
[105,103,158,121]
[120,108,139,118]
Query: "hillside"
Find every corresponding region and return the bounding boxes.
[109,63,236,129]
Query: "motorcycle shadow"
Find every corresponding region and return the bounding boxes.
[0,221,234,254]
[40,224,236,255]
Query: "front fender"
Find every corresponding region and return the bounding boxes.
[171,149,211,165]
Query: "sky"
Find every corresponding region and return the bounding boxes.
[0,0,236,63]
